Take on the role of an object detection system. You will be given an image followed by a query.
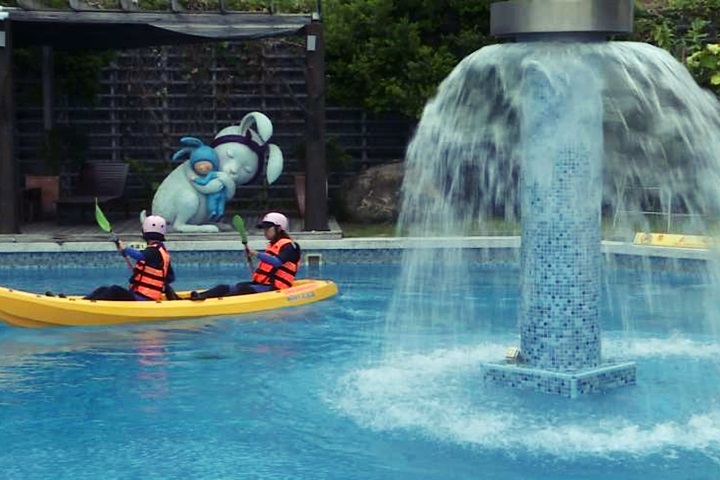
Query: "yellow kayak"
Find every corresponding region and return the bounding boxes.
[0,279,339,328]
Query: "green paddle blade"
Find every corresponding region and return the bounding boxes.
[95,199,112,233]
[232,214,248,243]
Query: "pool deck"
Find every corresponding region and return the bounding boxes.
[0,215,344,252]
[1,215,344,243]
[0,217,713,261]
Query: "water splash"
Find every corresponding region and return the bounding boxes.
[400,42,720,230]
[331,339,720,459]
[385,41,720,356]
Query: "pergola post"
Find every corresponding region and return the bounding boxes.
[303,17,328,231]
[0,18,18,234]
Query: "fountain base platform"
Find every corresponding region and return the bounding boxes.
[482,361,636,398]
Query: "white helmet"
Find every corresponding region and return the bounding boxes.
[142,215,167,235]
[256,212,289,232]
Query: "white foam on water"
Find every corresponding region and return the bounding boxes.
[604,334,720,359]
[329,342,720,459]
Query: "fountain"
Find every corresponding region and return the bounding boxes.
[385,0,720,398]
[481,0,637,397]
[330,1,720,469]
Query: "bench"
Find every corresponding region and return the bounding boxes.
[56,162,129,225]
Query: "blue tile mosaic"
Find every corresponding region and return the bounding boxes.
[477,60,640,397]
[518,60,604,372]
[482,362,637,398]
[0,248,522,269]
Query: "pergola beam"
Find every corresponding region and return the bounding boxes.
[8,8,312,50]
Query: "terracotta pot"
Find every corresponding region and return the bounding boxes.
[25,175,60,217]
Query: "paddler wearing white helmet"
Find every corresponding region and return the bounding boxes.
[191,212,301,300]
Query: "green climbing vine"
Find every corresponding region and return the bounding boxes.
[13,48,115,106]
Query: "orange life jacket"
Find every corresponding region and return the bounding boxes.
[252,237,299,290]
[129,243,171,300]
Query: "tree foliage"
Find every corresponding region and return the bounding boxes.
[324,0,493,118]
[632,0,720,95]
[687,43,720,88]
[321,0,720,117]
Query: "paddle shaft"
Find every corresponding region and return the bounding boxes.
[95,201,133,271]
[243,241,255,273]
[232,215,254,275]
[110,232,134,271]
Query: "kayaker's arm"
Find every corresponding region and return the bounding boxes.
[122,247,145,261]
[255,243,301,268]
[256,252,281,268]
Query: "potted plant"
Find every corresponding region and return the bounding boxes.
[26,126,88,217]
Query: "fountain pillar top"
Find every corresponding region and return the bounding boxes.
[490,0,634,37]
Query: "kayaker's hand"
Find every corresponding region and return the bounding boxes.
[247,248,257,258]
[116,240,125,252]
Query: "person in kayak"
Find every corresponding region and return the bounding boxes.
[83,215,176,301]
[190,212,301,300]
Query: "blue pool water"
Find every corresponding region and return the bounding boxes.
[0,263,718,479]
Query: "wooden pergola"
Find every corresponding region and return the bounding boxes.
[0,2,328,233]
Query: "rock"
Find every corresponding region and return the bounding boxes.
[341,162,405,223]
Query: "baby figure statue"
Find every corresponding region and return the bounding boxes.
[173,137,226,222]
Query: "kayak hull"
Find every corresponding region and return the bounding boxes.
[0,280,339,328]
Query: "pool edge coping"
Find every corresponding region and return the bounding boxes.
[0,236,714,261]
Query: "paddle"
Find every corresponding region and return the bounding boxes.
[95,199,133,271]
[232,214,254,273]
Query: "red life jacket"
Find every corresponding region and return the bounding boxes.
[129,243,171,300]
[251,237,299,289]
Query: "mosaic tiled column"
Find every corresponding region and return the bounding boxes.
[518,61,602,370]
[482,59,636,397]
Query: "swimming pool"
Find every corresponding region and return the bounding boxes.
[0,263,718,479]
